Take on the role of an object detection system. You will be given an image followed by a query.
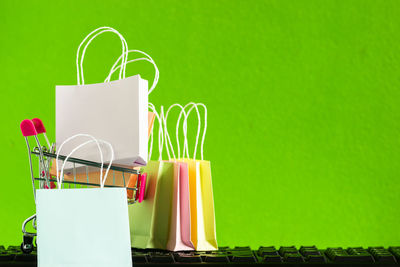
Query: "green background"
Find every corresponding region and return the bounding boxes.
[1,0,400,248]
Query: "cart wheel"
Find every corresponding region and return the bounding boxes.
[21,235,34,254]
[20,242,33,254]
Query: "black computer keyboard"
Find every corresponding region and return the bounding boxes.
[1,245,400,266]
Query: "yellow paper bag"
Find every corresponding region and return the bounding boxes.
[180,158,217,251]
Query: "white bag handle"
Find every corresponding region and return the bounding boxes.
[186,103,208,160]
[105,50,159,94]
[76,26,128,85]
[179,103,207,160]
[56,134,114,189]
[162,102,204,160]
[162,104,188,160]
[148,103,164,161]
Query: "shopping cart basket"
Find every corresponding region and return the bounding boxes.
[19,118,146,253]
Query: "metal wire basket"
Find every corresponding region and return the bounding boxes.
[19,118,145,253]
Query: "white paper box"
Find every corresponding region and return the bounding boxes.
[56,74,148,167]
[36,188,132,267]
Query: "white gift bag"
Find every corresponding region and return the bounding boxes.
[36,134,132,267]
[56,27,148,167]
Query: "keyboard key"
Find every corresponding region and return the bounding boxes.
[302,250,321,256]
[335,255,374,262]
[175,252,202,263]
[300,245,321,256]
[347,247,369,255]
[325,247,345,260]
[231,254,256,263]
[325,248,374,263]
[347,247,375,262]
[389,246,400,260]
[258,246,278,256]
[260,250,279,256]
[326,247,374,263]
[283,252,304,262]
[368,247,397,263]
[279,246,298,256]
[204,255,229,262]
[307,255,326,262]
[375,253,397,263]
[148,252,174,263]
[263,255,282,262]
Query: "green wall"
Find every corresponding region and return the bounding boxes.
[1,0,400,248]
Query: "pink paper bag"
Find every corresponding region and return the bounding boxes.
[166,162,194,251]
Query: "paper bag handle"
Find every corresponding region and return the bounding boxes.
[56,134,114,188]
[180,103,201,160]
[76,26,128,85]
[184,103,207,160]
[105,50,159,95]
[162,104,189,160]
[163,102,204,160]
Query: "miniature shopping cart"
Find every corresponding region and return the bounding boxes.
[19,118,146,254]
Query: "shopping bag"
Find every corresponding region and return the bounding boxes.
[36,134,132,267]
[56,27,148,167]
[129,160,174,248]
[129,105,194,250]
[166,161,194,251]
[178,103,218,251]
[196,160,218,250]
[53,44,160,183]
[162,104,196,251]
[136,161,193,250]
